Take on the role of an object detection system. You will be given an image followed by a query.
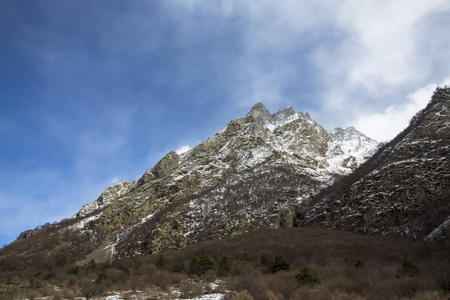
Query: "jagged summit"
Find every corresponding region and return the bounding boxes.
[246,102,303,132]
[246,102,273,125]
[273,106,296,123]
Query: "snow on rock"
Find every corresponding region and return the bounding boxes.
[76,180,135,217]
[68,212,103,230]
[425,216,450,241]
[329,127,379,165]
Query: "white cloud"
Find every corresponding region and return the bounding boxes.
[169,0,450,112]
[176,145,192,155]
[109,176,120,185]
[354,78,450,142]
[316,1,449,92]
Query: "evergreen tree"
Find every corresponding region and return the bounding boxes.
[295,266,321,287]
[189,256,201,275]
[217,256,231,276]
[271,255,290,273]
[199,255,216,274]
[85,259,97,275]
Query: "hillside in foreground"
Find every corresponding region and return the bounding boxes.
[1,227,449,299]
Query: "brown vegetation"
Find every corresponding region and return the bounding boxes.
[1,227,449,299]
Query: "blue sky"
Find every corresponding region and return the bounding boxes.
[1,0,449,247]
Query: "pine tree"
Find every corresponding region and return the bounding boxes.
[271,255,290,273]
[295,266,321,287]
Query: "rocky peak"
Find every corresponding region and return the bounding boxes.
[329,127,379,161]
[330,127,371,142]
[246,102,273,125]
[273,106,297,124]
[77,179,135,217]
[138,151,180,185]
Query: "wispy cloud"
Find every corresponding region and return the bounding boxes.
[166,1,450,134]
[176,145,192,155]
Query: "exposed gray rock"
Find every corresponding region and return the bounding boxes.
[77,180,135,217]
[273,107,296,123]
[137,151,180,185]
[246,102,273,125]
[151,151,180,179]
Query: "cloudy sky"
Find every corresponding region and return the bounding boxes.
[0,0,449,246]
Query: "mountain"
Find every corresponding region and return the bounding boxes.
[299,87,450,241]
[2,89,449,300]
[2,102,379,266]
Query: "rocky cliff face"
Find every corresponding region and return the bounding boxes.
[5,102,378,263]
[300,87,450,241]
[77,180,135,217]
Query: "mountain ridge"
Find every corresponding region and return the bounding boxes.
[2,101,381,266]
[299,87,450,241]
[74,103,378,223]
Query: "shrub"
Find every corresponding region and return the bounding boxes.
[435,267,450,292]
[230,262,268,298]
[96,269,108,284]
[354,259,365,268]
[27,290,41,300]
[400,258,420,277]
[260,254,270,266]
[172,262,186,273]
[179,279,203,298]
[80,278,102,300]
[68,266,79,275]
[295,266,321,287]
[271,255,290,273]
[120,265,130,276]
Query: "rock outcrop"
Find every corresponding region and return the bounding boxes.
[137,151,180,185]
[246,102,274,125]
[77,180,135,217]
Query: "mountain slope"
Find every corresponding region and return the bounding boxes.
[1,103,378,265]
[299,87,450,241]
[82,103,378,259]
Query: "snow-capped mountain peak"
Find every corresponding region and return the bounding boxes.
[45,102,380,259]
[329,127,379,164]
